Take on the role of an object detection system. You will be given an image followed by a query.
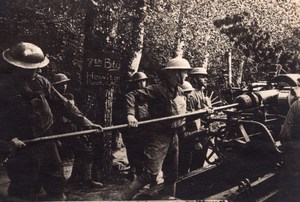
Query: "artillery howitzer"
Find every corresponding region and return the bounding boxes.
[136,77,300,201]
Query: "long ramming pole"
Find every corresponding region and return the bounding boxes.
[24,103,239,143]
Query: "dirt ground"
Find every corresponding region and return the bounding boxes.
[0,140,212,201]
[0,147,134,201]
[65,147,132,201]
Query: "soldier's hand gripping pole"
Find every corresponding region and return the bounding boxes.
[23,103,239,144]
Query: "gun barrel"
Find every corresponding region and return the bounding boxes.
[235,89,280,109]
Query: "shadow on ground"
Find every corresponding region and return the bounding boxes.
[0,148,132,201]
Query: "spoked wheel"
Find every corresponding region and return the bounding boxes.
[204,88,226,107]
[204,126,227,165]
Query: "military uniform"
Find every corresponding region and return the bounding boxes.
[122,101,149,178]
[0,74,94,200]
[125,80,186,196]
[122,57,191,200]
[189,89,212,170]
[189,89,212,109]
[122,72,150,179]
[51,92,95,183]
[178,91,199,176]
[280,99,300,200]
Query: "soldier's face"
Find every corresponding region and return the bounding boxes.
[166,70,187,86]
[137,80,146,89]
[184,91,192,97]
[177,70,188,85]
[55,83,68,94]
[195,75,208,88]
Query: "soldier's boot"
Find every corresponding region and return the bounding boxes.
[149,174,158,187]
[121,171,156,200]
[67,158,80,185]
[82,163,104,188]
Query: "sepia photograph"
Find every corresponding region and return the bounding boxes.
[0,0,300,201]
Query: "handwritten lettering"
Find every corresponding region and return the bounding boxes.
[85,71,120,86]
[86,57,120,70]
[83,51,121,86]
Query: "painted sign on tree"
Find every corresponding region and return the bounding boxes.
[82,51,121,87]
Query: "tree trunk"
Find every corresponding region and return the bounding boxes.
[175,40,185,58]
[82,0,122,181]
[173,0,186,58]
[202,53,209,69]
[129,0,147,75]
[227,49,233,87]
[236,59,244,87]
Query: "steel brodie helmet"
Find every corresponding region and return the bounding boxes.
[52,73,70,85]
[131,72,148,82]
[190,67,208,76]
[2,42,49,69]
[180,81,195,92]
[164,57,192,70]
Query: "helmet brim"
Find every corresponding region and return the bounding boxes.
[2,49,49,69]
[131,78,149,82]
[190,73,208,76]
[182,87,195,92]
[163,66,192,70]
[52,78,71,85]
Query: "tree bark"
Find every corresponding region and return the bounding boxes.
[129,0,147,75]
[173,0,186,58]
[83,0,123,181]
[236,59,244,87]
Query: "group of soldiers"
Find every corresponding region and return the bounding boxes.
[1,41,299,201]
[0,42,104,201]
[120,56,214,200]
[0,42,214,201]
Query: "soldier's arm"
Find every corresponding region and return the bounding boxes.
[0,138,26,155]
[126,84,159,127]
[37,75,102,131]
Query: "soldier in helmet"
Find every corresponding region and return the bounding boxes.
[51,73,75,157]
[0,42,102,201]
[187,67,212,170]
[178,80,210,175]
[51,73,104,189]
[189,67,212,109]
[51,73,73,103]
[122,72,150,181]
[178,81,196,176]
[122,57,191,200]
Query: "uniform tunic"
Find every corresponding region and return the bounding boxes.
[178,89,211,176]
[280,100,300,200]
[123,100,149,176]
[126,81,186,183]
[189,89,212,110]
[0,74,93,200]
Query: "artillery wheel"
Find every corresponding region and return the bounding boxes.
[204,88,225,107]
[204,126,227,165]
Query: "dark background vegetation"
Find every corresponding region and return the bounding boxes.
[0,0,299,93]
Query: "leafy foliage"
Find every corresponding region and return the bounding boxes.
[141,0,299,85]
[0,0,299,87]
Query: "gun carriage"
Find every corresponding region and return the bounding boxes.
[135,74,300,201]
